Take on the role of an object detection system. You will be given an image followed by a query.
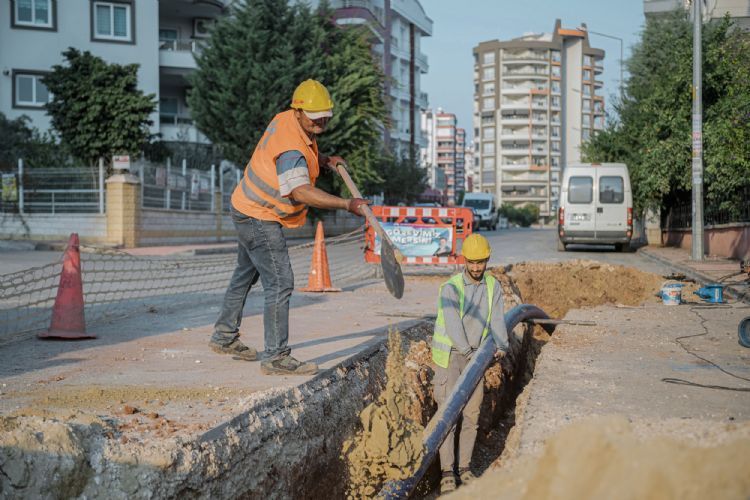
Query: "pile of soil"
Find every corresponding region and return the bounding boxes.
[342,329,425,499]
[501,259,673,319]
[447,416,750,500]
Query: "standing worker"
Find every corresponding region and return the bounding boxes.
[431,233,509,493]
[209,79,370,376]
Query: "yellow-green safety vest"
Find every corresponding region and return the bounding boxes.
[431,273,497,369]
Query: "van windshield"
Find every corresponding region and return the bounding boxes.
[599,176,624,204]
[463,199,490,210]
[569,176,593,204]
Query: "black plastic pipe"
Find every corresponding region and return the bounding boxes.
[377,304,555,499]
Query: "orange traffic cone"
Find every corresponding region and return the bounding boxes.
[39,233,95,340]
[299,221,341,293]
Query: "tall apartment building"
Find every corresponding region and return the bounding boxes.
[472,20,606,221]
[644,0,750,30]
[1,0,228,144]
[317,0,433,159]
[465,139,478,193]
[420,108,464,205]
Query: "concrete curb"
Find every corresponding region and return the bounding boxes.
[638,247,749,304]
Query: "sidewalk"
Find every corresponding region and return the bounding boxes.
[639,245,748,302]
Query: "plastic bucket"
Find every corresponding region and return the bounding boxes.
[661,283,683,305]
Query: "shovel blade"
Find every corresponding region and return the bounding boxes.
[380,239,404,299]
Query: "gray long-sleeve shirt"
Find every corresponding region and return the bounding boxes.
[440,271,509,355]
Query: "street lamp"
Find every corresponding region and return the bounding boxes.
[586,30,624,103]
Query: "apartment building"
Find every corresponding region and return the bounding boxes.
[0,0,227,144]
[420,108,464,205]
[465,139,477,193]
[318,0,432,159]
[644,0,750,30]
[472,20,606,221]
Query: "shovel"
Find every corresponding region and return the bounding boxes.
[335,163,404,299]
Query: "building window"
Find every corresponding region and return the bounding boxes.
[482,97,494,111]
[584,55,593,66]
[483,82,495,95]
[92,1,134,43]
[551,96,561,108]
[481,115,494,125]
[482,67,494,81]
[583,98,591,112]
[13,71,51,108]
[551,65,561,78]
[12,0,56,30]
[482,142,495,155]
[582,128,591,141]
[583,85,591,96]
[583,69,592,81]
[482,127,494,140]
[551,50,561,63]
[482,51,495,65]
[482,157,495,168]
[551,81,560,94]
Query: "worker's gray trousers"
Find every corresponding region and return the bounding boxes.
[434,352,484,472]
[212,207,293,360]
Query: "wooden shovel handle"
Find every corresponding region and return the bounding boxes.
[335,163,398,251]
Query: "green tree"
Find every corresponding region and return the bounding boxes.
[499,202,539,227]
[583,12,750,215]
[43,48,156,167]
[188,0,387,192]
[0,112,68,169]
[366,154,427,205]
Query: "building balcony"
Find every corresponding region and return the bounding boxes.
[416,52,429,72]
[500,133,530,141]
[500,147,529,156]
[501,116,531,125]
[159,39,200,70]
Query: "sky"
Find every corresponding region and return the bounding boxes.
[420,0,646,140]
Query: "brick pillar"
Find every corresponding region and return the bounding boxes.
[106,173,141,248]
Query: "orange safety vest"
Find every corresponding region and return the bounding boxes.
[231,109,320,228]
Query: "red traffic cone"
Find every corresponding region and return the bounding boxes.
[299,222,341,293]
[39,233,95,340]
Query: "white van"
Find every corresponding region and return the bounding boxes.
[462,193,499,230]
[558,163,633,252]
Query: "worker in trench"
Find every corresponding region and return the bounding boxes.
[431,233,509,493]
[209,79,370,376]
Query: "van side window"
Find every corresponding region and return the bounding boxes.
[569,176,593,204]
[599,176,624,204]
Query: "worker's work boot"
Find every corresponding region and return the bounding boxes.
[459,469,477,486]
[209,338,257,361]
[261,355,318,375]
[440,472,457,495]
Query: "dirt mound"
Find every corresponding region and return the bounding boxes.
[500,260,667,319]
[447,416,750,500]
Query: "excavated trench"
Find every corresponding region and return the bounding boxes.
[0,260,669,499]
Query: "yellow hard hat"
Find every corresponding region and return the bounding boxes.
[291,79,334,118]
[461,233,491,261]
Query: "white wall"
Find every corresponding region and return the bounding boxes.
[0,0,160,134]
[0,213,107,242]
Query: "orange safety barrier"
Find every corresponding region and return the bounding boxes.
[364,206,474,265]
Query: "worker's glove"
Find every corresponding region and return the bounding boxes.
[322,155,346,175]
[346,198,371,217]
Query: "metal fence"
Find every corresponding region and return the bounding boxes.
[133,159,242,213]
[0,158,243,215]
[0,159,105,214]
[663,187,750,229]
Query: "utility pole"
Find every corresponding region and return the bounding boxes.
[691,0,704,261]
[586,30,624,102]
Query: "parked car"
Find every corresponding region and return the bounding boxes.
[558,162,633,252]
